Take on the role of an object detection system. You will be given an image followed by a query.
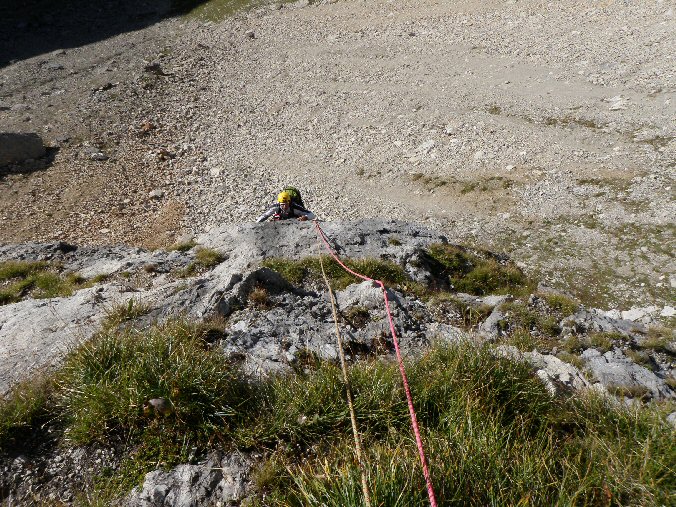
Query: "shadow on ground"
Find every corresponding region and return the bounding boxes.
[0,0,213,68]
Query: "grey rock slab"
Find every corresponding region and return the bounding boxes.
[561,308,646,340]
[668,412,676,429]
[582,348,674,400]
[0,242,193,278]
[197,219,448,272]
[0,133,46,166]
[0,286,132,394]
[525,350,593,394]
[479,306,507,341]
[497,346,597,396]
[127,452,252,507]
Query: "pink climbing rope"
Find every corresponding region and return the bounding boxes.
[313,221,438,507]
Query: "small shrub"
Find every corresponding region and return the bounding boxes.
[261,256,410,291]
[248,285,272,309]
[194,248,224,268]
[0,260,83,304]
[0,260,48,280]
[427,294,492,328]
[506,328,542,352]
[177,248,225,277]
[502,301,561,337]
[104,299,152,327]
[626,349,651,368]
[425,244,532,296]
[387,236,402,246]
[563,334,585,353]
[640,327,673,353]
[56,320,255,446]
[342,306,370,329]
[606,385,652,400]
[0,375,54,450]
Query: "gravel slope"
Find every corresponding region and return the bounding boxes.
[0,0,674,309]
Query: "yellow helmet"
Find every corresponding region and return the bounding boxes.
[277,191,291,204]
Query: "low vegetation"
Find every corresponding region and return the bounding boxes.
[176,247,226,277]
[425,244,532,296]
[261,256,410,291]
[0,260,87,305]
[262,243,534,301]
[0,320,673,505]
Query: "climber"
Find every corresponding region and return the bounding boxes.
[255,190,316,223]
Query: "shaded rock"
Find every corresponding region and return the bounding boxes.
[479,305,507,340]
[0,285,129,394]
[0,132,46,166]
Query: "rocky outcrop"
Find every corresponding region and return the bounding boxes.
[582,349,674,400]
[0,133,46,166]
[2,219,672,402]
[1,219,675,506]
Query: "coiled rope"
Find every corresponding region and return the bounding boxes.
[313,220,438,507]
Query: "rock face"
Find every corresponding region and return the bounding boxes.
[0,132,46,166]
[127,452,252,507]
[1,219,675,505]
[582,349,674,400]
[0,220,448,393]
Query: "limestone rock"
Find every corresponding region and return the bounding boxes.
[127,452,252,507]
[581,349,674,400]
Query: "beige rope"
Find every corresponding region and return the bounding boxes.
[317,242,372,507]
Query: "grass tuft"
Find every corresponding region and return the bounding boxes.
[176,247,226,277]
[0,260,87,304]
[261,257,410,291]
[425,244,532,296]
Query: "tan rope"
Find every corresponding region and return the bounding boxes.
[317,242,372,507]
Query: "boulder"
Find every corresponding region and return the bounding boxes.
[581,349,674,400]
[0,132,46,166]
[127,452,252,507]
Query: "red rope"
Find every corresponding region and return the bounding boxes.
[313,221,438,507]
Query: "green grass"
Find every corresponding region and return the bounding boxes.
[539,292,580,317]
[0,260,49,279]
[261,257,411,291]
[427,293,493,328]
[262,248,532,300]
[639,327,674,354]
[1,323,673,505]
[252,344,675,506]
[166,240,197,252]
[0,260,88,305]
[501,301,561,338]
[103,299,152,328]
[425,244,532,296]
[176,247,226,277]
[0,375,54,449]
